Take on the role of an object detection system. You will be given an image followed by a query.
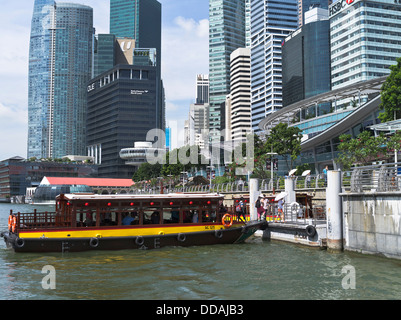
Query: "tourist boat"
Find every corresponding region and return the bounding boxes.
[1,193,267,253]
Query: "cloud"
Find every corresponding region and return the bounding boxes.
[0,103,28,159]
[162,16,209,103]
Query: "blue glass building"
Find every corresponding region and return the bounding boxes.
[209,0,246,142]
[282,15,331,109]
[28,1,93,159]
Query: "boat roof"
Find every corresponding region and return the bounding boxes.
[59,193,224,201]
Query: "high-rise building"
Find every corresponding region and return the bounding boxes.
[209,0,246,142]
[87,64,160,178]
[297,0,330,26]
[227,48,252,142]
[330,0,401,91]
[250,0,298,132]
[28,0,93,159]
[110,0,164,132]
[282,8,331,108]
[110,0,161,67]
[196,74,209,104]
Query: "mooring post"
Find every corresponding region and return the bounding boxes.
[326,170,343,252]
[249,178,260,221]
[284,176,296,204]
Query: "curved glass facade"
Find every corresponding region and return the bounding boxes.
[28,1,93,159]
[33,185,93,204]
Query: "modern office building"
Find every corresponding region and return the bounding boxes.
[209,0,246,142]
[86,64,159,178]
[282,8,331,110]
[196,74,209,104]
[110,0,161,71]
[93,34,117,77]
[259,0,401,173]
[28,0,94,159]
[250,0,298,132]
[297,0,330,26]
[330,0,401,91]
[109,0,164,132]
[185,103,210,149]
[226,48,252,142]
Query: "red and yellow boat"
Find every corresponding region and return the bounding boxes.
[1,193,267,253]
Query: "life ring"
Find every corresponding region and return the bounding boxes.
[89,237,99,248]
[306,225,316,237]
[290,202,300,215]
[135,236,144,246]
[8,215,13,231]
[215,229,223,239]
[177,233,186,242]
[15,238,25,248]
[222,214,233,228]
[11,216,17,233]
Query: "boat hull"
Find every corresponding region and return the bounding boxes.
[1,221,267,253]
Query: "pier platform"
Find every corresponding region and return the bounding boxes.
[255,220,327,248]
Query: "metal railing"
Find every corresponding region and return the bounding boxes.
[349,163,401,193]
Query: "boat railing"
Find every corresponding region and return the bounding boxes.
[12,210,71,231]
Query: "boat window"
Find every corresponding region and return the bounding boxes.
[143,208,162,224]
[162,207,179,224]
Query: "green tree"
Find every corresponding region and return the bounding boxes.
[336,131,387,169]
[379,57,401,122]
[266,123,303,171]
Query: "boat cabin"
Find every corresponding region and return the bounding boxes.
[14,193,229,232]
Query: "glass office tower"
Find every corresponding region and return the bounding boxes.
[110,0,164,132]
[330,0,401,91]
[250,0,298,132]
[28,0,93,159]
[110,0,161,66]
[209,0,246,142]
[282,17,331,107]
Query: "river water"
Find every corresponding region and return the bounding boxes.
[1,203,401,301]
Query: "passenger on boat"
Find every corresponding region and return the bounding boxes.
[122,213,135,225]
[236,197,246,222]
[84,211,93,227]
[192,210,198,223]
[151,211,160,224]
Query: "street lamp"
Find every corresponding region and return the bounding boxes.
[181,171,188,190]
[266,152,278,191]
[207,165,215,192]
[167,174,173,192]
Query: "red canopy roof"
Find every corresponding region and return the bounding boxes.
[43,177,134,187]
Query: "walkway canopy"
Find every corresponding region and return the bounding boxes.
[258,76,387,133]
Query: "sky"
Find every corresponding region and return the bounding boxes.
[0,0,209,160]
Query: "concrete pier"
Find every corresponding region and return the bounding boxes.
[326,170,343,253]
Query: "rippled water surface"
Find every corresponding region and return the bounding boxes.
[1,203,401,300]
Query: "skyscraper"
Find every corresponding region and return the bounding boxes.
[110,0,164,131]
[110,0,161,67]
[196,74,209,104]
[28,0,93,159]
[250,0,298,132]
[297,0,330,26]
[209,0,246,142]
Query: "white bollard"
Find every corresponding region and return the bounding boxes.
[326,170,343,252]
[285,177,296,204]
[249,179,260,221]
